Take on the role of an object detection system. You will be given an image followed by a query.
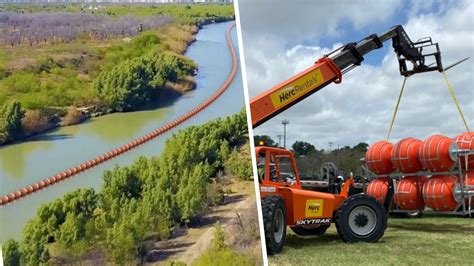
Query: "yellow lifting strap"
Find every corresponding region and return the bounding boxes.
[387,77,408,140]
[442,71,471,132]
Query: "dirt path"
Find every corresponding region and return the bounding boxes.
[145,181,256,265]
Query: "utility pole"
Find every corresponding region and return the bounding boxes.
[282,119,289,149]
[276,135,283,148]
[328,141,334,153]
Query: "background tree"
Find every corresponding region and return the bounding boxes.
[291,141,316,156]
[253,135,276,147]
[353,142,369,152]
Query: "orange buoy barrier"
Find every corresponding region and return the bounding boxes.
[454,132,474,168]
[0,23,238,207]
[423,175,459,211]
[393,176,428,210]
[420,134,458,172]
[391,138,424,173]
[366,177,390,205]
[365,141,395,174]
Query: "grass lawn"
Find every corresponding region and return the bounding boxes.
[270,214,474,265]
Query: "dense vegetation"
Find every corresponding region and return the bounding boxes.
[94,51,196,111]
[2,111,252,265]
[0,4,234,145]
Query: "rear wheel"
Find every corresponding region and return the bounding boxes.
[262,195,286,255]
[335,194,387,243]
[290,224,330,236]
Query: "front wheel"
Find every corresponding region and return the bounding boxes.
[335,194,387,243]
[262,195,287,255]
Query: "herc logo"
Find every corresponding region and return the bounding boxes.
[269,68,324,109]
[305,199,324,217]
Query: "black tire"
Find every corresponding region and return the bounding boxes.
[290,224,330,236]
[262,195,286,255]
[335,194,387,243]
[405,211,423,218]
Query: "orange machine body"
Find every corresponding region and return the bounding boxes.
[366,141,395,175]
[393,176,428,210]
[454,132,474,168]
[257,146,351,226]
[366,177,390,205]
[391,138,424,173]
[420,134,458,172]
[250,58,342,128]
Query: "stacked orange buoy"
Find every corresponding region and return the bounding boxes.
[365,132,474,212]
[0,24,239,207]
[366,177,390,205]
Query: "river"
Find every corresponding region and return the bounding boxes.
[0,21,244,242]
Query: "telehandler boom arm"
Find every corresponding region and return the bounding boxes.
[250,25,443,128]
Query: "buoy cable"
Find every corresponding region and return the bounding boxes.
[387,76,408,140]
[442,71,471,132]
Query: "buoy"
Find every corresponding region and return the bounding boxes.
[454,132,474,168]
[393,176,428,210]
[365,141,395,174]
[366,177,390,205]
[8,193,16,201]
[423,175,458,211]
[2,195,9,204]
[420,134,458,172]
[391,138,424,173]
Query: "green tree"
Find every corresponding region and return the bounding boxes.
[0,101,24,141]
[21,218,50,265]
[353,142,369,152]
[2,239,21,266]
[57,213,80,248]
[254,135,276,147]
[292,141,316,156]
[176,163,211,221]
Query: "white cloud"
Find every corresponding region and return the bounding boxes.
[240,0,474,150]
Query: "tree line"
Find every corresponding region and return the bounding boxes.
[2,110,252,265]
[254,135,369,176]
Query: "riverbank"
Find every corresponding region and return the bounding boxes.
[0,4,234,147]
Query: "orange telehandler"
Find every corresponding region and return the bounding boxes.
[251,25,449,254]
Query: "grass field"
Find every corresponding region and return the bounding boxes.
[270,214,474,265]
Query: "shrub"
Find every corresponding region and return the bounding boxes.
[61,106,83,126]
[224,147,253,180]
[21,110,50,135]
